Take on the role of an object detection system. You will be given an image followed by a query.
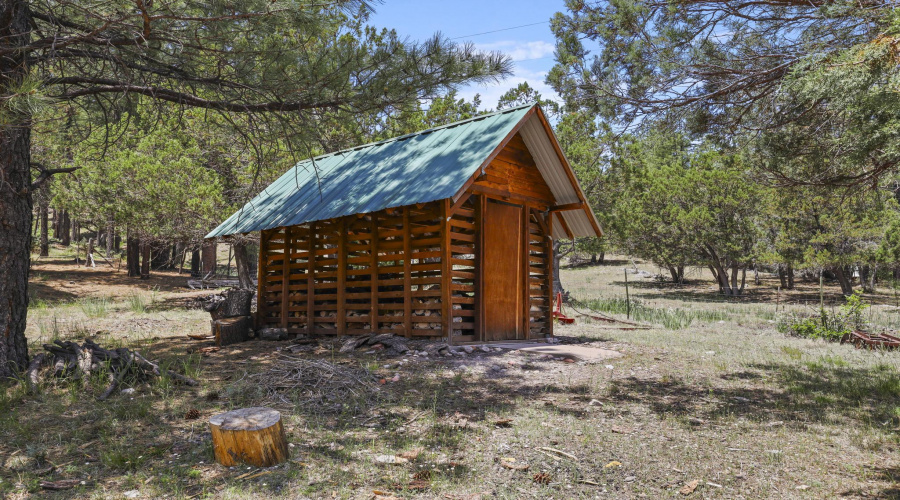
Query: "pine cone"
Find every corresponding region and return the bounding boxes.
[532,472,552,485]
[184,409,201,420]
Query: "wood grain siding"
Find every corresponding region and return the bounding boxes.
[473,133,555,206]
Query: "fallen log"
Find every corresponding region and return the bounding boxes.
[20,339,198,399]
[26,353,47,393]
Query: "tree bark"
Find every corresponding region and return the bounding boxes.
[59,210,70,246]
[105,219,114,258]
[233,240,255,290]
[126,230,141,278]
[777,265,788,289]
[191,249,201,277]
[140,241,151,279]
[0,0,34,377]
[552,240,571,298]
[833,266,854,296]
[71,219,79,244]
[39,201,49,257]
[787,262,795,289]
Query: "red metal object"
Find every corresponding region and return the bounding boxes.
[552,292,575,324]
[843,330,900,350]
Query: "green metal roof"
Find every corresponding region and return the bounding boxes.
[207,104,535,238]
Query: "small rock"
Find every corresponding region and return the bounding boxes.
[479,345,491,353]
[375,454,407,464]
[625,476,635,482]
[795,485,809,490]
[588,399,603,406]
[462,346,475,354]
[258,328,288,341]
[605,365,614,370]
[687,417,705,426]
[121,388,136,395]
[124,491,140,499]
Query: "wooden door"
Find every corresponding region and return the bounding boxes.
[482,199,523,341]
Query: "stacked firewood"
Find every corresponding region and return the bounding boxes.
[202,289,253,346]
[25,339,198,399]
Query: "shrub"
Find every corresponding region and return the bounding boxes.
[778,291,869,341]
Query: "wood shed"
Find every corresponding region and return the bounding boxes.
[208,104,602,343]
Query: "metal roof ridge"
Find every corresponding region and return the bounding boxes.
[294,103,537,165]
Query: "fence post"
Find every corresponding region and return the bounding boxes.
[624,268,631,320]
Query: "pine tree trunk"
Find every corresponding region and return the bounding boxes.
[59,210,71,246]
[833,266,854,296]
[126,231,141,278]
[71,219,79,245]
[777,265,788,289]
[191,249,201,277]
[106,219,114,258]
[787,262,795,289]
[0,0,34,377]
[233,241,255,290]
[140,241,151,279]
[39,202,49,257]
[551,240,566,297]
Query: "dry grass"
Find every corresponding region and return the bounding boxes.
[1,253,899,498]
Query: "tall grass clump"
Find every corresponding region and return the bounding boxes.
[127,292,149,313]
[574,296,727,329]
[77,297,110,318]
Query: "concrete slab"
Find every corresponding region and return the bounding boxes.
[503,344,624,362]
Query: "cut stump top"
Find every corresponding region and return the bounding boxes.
[209,407,281,431]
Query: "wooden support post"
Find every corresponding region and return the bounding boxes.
[307,223,316,334]
[475,194,485,341]
[337,218,347,336]
[280,228,290,329]
[403,207,412,337]
[441,199,452,343]
[370,216,378,333]
[256,231,267,329]
[547,212,554,339]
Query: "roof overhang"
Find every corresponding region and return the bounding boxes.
[452,105,603,239]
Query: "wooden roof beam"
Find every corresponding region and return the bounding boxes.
[549,202,584,212]
[556,212,574,240]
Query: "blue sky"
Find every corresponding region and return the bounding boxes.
[368,0,566,110]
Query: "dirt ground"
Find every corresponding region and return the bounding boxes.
[2,250,899,499]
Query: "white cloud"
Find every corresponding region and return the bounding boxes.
[475,40,555,62]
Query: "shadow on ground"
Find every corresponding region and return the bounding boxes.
[607,361,900,427]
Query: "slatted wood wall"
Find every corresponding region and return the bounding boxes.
[527,208,553,338]
[257,201,461,338]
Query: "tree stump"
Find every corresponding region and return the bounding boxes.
[209,407,289,467]
[205,289,253,320]
[211,316,251,346]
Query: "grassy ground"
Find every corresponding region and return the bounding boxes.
[2,249,899,498]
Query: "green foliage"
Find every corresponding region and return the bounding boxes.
[778,292,870,341]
